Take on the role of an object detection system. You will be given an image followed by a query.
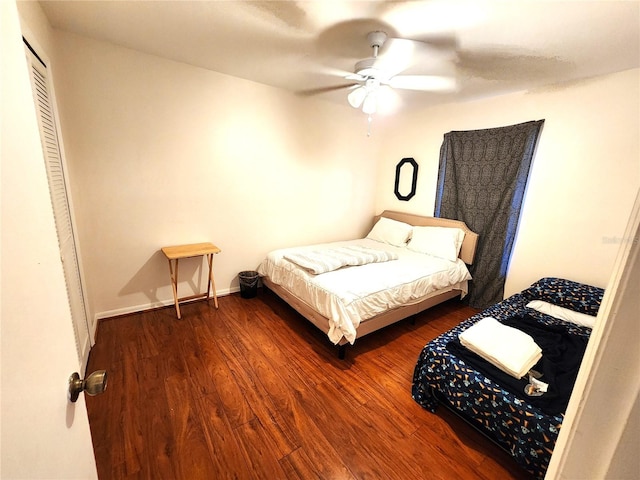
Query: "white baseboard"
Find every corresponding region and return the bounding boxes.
[94,286,240,321]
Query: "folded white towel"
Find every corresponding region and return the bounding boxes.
[459,317,542,379]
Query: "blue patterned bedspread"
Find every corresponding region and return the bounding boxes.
[411,277,604,478]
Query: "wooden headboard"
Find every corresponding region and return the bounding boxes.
[374,210,479,265]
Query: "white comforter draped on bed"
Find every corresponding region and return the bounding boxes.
[257,238,472,344]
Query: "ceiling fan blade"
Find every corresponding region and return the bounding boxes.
[345,73,367,81]
[320,66,358,79]
[374,38,417,77]
[387,75,457,92]
[374,37,457,78]
[296,83,358,97]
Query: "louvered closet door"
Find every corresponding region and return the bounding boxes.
[24,40,91,366]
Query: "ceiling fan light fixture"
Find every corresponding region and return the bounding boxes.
[348,86,367,108]
[362,92,377,115]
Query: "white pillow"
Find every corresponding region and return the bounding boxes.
[526,300,597,328]
[407,226,465,261]
[366,217,413,247]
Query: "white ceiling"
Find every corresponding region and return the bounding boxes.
[38,0,640,111]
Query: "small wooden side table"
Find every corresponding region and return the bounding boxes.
[161,242,221,319]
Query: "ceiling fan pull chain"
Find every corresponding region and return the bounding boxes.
[367,114,373,137]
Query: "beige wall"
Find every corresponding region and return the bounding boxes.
[376,69,640,298]
[547,191,639,479]
[37,28,379,320]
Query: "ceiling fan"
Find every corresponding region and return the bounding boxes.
[341,31,458,115]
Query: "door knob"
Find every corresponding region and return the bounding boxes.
[68,370,108,402]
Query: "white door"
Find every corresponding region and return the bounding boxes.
[0,2,98,477]
[24,37,92,366]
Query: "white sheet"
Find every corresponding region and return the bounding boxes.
[257,238,472,345]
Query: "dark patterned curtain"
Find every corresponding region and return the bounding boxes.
[435,120,544,309]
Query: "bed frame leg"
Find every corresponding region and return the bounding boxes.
[338,345,346,360]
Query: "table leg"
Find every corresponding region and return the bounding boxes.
[207,253,219,309]
[167,258,181,319]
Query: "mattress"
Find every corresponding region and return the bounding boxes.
[411,277,604,478]
[257,238,472,344]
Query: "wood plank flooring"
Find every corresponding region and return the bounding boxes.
[86,289,533,480]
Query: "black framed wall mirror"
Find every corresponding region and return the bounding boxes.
[394,157,419,201]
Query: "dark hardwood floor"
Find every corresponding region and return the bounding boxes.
[86,289,533,480]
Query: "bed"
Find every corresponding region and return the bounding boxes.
[257,210,479,357]
[411,277,604,479]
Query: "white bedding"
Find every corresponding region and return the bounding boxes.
[459,317,543,379]
[257,238,472,345]
[283,245,398,274]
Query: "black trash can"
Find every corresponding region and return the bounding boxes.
[238,270,259,299]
